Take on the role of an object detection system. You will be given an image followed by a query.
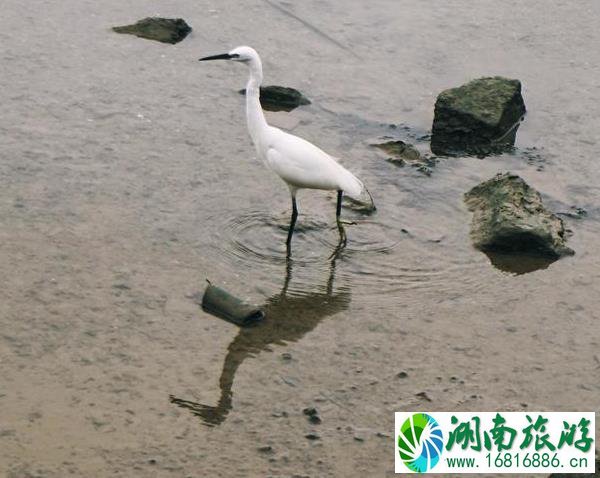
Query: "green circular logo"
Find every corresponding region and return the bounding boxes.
[397,413,444,473]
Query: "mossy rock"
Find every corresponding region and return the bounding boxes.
[431,77,526,156]
[464,173,574,259]
[373,140,422,162]
[372,140,437,175]
[238,85,310,112]
[113,18,192,44]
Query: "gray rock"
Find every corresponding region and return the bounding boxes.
[113,18,192,44]
[464,173,574,258]
[431,77,526,156]
[238,85,310,112]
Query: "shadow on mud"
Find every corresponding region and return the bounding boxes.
[170,248,351,426]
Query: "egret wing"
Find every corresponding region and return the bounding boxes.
[265,129,342,190]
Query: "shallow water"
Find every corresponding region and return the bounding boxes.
[1,0,599,476]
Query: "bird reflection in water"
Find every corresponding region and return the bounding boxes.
[170,244,351,426]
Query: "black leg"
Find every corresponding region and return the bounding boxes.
[286,195,298,252]
[335,190,347,248]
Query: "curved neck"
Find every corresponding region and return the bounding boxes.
[245,58,268,144]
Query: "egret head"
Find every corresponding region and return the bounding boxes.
[199,46,259,64]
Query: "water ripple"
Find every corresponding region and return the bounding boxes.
[205,205,501,308]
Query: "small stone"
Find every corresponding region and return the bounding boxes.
[558,206,588,219]
[238,85,310,112]
[281,376,297,387]
[303,407,321,424]
[112,283,130,290]
[113,18,192,44]
[415,391,432,402]
[412,163,432,176]
[257,445,273,453]
[353,435,365,442]
[396,371,408,379]
[280,352,292,361]
[148,459,157,465]
[305,432,320,440]
[373,140,422,161]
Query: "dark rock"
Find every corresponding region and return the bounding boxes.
[396,371,408,379]
[238,85,310,112]
[415,391,432,402]
[303,407,321,424]
[464,173,574,261]
[257,445,273,453]
[113,18,192,44]
[431,77,526,156]
[305,432,320,440]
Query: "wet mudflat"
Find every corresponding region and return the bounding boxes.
[1,1,599,477]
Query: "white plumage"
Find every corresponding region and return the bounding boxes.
[199,46,373,250]
[265,130,365,198]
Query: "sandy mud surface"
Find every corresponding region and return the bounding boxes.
[1,1,599,476]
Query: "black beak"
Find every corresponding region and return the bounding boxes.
[199,53,234,61]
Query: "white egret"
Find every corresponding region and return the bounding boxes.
[199,46,374,250]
